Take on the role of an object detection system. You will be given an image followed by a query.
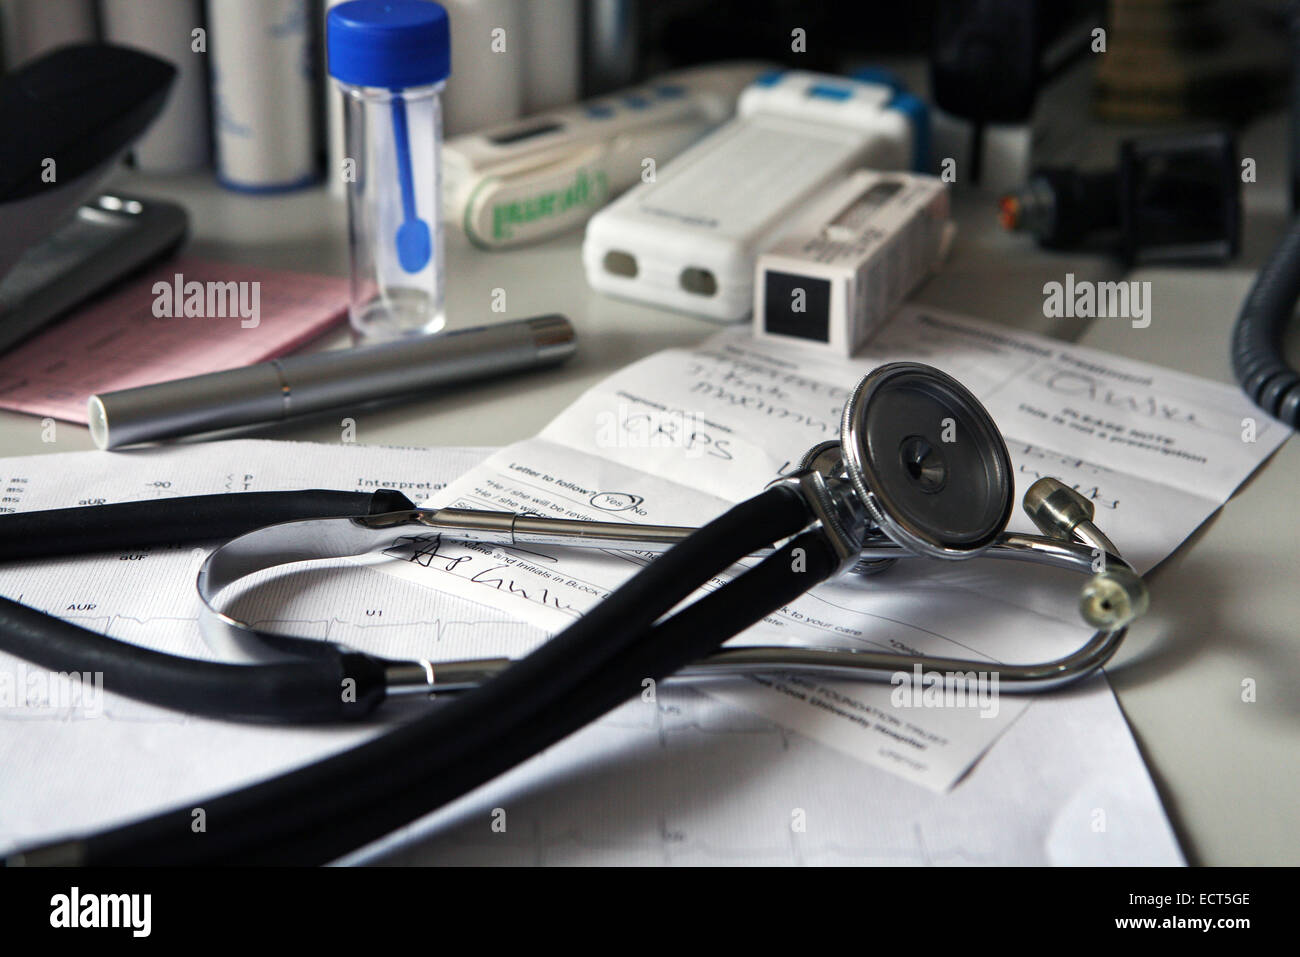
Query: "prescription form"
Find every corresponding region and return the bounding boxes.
[374,304,1290,795]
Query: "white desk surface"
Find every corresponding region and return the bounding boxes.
[1,111,1295,865]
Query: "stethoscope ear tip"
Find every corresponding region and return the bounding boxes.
[1023,477,1149,630]
[1080,566,1149,629]
[1023,477,1095,539]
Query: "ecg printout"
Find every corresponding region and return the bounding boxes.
[372,304,1290,795]
[0,439,1183,864]
[0,256,348,423]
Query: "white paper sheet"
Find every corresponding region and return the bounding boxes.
[374,306,1290,792]
[345,674,1181,866]
[0,438,1186,864]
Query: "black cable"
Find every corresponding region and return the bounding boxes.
[9,485,813,865]
[1231,217,1300,428]
[1289,0,1300,213]
[1238,0,1300,425]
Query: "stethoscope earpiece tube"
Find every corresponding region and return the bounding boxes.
[0,489,417,563]
[13,485,816,865]
[0,489,419,724]
[0,596,389,722]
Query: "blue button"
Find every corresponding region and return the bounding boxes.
[754,69,785,87]
[807,83,853,101]
[623,94,649,109]
[585,103,614,119]
[654,84,685,99]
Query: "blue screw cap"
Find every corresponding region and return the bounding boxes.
[328,0,451,89]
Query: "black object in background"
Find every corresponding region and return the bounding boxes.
[1232,216,1300,428]
[1290,0,1300,212]
[929,0,1102,124]
[998,130,1240,266]
[583,0,934,92]
[1118,131,1240,264]
[0,195,188,355]
[1232,1,1300,429]
[0,44,181,352]
[0,44,175,203]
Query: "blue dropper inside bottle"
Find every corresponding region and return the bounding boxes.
[391,94,432,273]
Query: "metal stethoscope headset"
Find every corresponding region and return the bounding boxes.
[2,362,1148,866]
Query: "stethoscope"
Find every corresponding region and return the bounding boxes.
[2,362,1148,865]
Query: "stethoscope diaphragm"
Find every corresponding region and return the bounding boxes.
[840,362,1013,559]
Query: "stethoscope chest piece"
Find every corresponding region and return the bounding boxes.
[839,362,1014,559]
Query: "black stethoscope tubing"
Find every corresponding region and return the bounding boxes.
[3,484,829,864]
[0,489,419,722]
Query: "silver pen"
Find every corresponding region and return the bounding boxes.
[88,314,576,449]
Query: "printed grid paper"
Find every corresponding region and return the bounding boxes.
[0,256,348,423]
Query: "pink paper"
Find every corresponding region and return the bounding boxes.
[0,256,349,423]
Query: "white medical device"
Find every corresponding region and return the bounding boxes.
[582,70,925,321]
[755,169,952,356]
[443,63,767,249]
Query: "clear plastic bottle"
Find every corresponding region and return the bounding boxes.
[327,0,450,340]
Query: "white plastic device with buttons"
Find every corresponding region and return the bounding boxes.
[443,63,768,250]
[581,70,926,321]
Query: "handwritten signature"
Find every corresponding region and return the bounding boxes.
[382,534,579,617]
[1039,369,1204,428]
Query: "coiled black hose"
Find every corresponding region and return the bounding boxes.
[1231,0,1300,426]
[1231,217,1300,428]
